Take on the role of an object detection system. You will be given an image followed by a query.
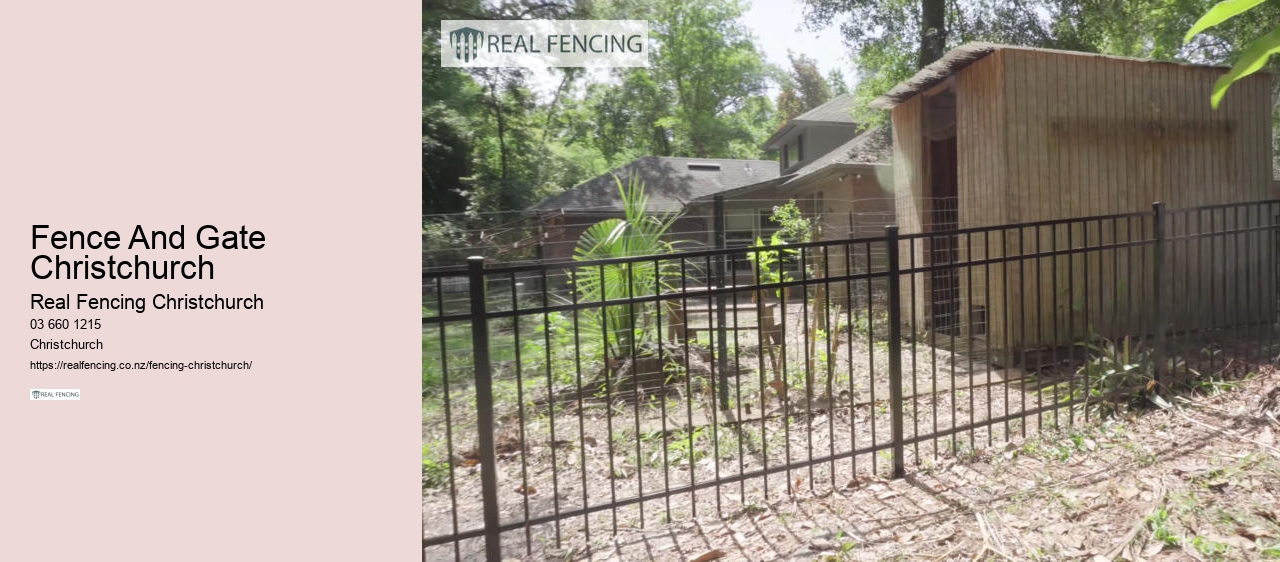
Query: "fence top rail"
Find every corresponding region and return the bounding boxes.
[479,234,892,275]
[898,209,1155,242]
[1162,198,1280,214]
[422,199,1280,277]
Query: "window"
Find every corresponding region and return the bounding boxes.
[797,134,804,162]
[786,140,800,168]
[781,143,789,169]
[724,229,755,274]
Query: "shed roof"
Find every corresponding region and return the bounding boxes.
[528,156,779,214]
[869,42,1233,110]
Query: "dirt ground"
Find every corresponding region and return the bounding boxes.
[464,366,1280,562]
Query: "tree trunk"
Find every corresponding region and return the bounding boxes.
[920,0,946,68]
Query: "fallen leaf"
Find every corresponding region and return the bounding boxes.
[1237,526,1276,540]
[1142,541,1165,557]
[690,549,726,562]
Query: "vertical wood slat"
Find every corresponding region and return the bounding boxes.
[895,46,1274,353]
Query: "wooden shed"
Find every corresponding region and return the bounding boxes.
[869,43,1275,357]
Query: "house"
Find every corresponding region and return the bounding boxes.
[527,156,779,261]
[869,42,1275,354]
[529,94,896,266]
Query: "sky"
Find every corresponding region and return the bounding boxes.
[524,0,857,102]
[741,0,857,93]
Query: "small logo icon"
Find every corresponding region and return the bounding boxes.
[448,26,484,62]
[32,390,40,399]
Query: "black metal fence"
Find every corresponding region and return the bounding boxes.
[422,199,1280,561]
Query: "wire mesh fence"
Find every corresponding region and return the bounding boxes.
[422,199,1280,561]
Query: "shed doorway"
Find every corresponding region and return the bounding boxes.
[924,88,959,335]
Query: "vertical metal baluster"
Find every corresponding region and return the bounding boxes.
[867,241,877,474]
[435,276,461,561]
[1018,228,1027,439]
[910,236,920,460]
[801,245,813,490]
[467,257,501,562]
[887,227,906,478]
[540,268,561,547]
[680,258,697,517]
[509,273,532,555]
[626,261,645,526]
[597,264,618,534]
[966,231,975,448]
[568,267,590,546]
[824,244,836,487]
[655,258,671,522]
[1067,221,1075,427]
[1050,223,1060,429]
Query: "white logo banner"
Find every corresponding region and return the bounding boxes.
[441,20,649,68]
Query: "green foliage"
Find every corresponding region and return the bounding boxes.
[422,218,471,269]
[572,175,681,359]
[770,200,815,243]
[776,53,834,123]
[1184,0,1268,43]
[650,0,774,158]
[747,232,796,293]
[422,442,451,489]
[1184,0,1280,108]
[1066,335,1158,418]
[1147,507,1181,546]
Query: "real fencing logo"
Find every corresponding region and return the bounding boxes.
[441,20,648,68]
[448,26,484,63]
[30,389,80,401]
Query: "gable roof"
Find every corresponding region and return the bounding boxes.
[870,42,1234,110]
[529,156,779,214]
[764,94,858,148]
[783,126,892,183]
[691,127,892,202]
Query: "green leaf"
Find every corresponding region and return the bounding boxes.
[1184,0,1268,44]
[1210,27,1280,109]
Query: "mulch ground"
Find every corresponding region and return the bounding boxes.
[513,366,1280,561]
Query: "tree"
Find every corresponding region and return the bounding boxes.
[1184,0,1280,108]
[572,175,681,360]
[650,0,773,157]
[921,0,946,65]
[776,53,834,122]
[827,69,850,95]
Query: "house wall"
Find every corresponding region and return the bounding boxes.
[784,169,896,307]
[778,124,861,174]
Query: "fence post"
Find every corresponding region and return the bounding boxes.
[1151,202,1167,385]
[713,195,730,410]
[885,226,906,478]
[468,256,502,562]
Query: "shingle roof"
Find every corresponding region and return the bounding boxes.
[790,93,857,123]
[870,42,1234,110]
[784,126,892,183]
[690,128,892,202]
[529,156,780,214]
[764,94,858,148]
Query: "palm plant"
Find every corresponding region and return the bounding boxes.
[572,174,682,361]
